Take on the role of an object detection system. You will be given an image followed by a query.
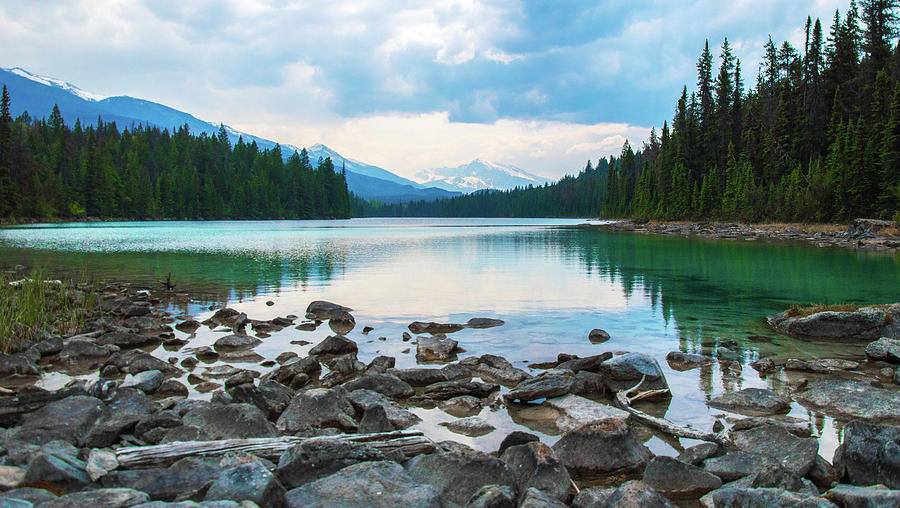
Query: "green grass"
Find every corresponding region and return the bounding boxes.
[0,270,98,353]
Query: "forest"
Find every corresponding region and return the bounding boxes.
[0,92,351,221]
[359,0,900,223]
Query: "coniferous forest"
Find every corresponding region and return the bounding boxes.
[0,90,351,221]
[360,0,900,223]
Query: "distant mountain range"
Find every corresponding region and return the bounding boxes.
[415,159,553,193]
[0,66,458,204]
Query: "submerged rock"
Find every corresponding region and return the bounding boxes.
[666,351,714,371]
[466,317,505,329]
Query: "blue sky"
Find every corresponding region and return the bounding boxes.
[0,0,845,179]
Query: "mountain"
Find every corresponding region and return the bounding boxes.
[415,159,552,193]
[0,66,458,203]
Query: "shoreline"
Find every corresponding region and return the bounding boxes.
[0,279,899,505]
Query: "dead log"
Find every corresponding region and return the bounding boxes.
[614,376,730,446]
[115,430,434,470]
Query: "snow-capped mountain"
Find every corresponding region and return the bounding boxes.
[7,67,107,102]
[415,159,553,193]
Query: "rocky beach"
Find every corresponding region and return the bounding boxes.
[0,278,898,507]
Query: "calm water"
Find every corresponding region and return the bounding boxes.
[2,218,899,458]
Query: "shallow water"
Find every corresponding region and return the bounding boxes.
[3,218,899,459]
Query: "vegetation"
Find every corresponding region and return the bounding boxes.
[0,272,97,353]
[359,0,900,223]
[0,90,351,221]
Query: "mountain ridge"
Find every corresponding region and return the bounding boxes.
[415,158,552,193]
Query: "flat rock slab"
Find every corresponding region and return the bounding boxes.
[213,334,262,350]
[408,321,465,334]
[466,317,504,329]
[700,487,837,507]
[286,460,439,508]
[503,371,578,403]
[795,379,900,424]
[439,416,495,437]
[707,388,790,416]
[642,456,722,500]
[542,394,629,432]
[825,485,900,507]
[731,426,819,477]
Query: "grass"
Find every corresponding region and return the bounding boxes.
[0,270,98,353]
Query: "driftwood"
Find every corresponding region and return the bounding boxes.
[115,430,435,470]
[159,272,175,291]
[614,376,730,446]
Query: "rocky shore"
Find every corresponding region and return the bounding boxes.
[587,218,900,251]
[0,284,899,507]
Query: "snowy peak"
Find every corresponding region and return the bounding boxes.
[4,67,106,102]
[415,159,552,193]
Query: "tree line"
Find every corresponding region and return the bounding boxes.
[360,0,900,223]
[0,91,350,221]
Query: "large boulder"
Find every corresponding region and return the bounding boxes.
[204,461,286,507]
[405,445,516,507]
[598,353,668,391]
[732,426,819,477]
[866,337,900,362]
[503,370,578,403]
[707,388,791,416]
[276,440,386,489]
[101,457,219,502]
[341,373,414,399]
[346,389,422,429]
[305,301,352,321]
[424,380,499,400]
[8,395,106,447]
[825,485,900,507]
[501,441,571,503]
[833,420,900,489]
[699,487,836,507]
[542,394,629,433]
[551,419,652,477]
[22,441,90,493]
[285,461,440,508]
[572,481,675,508]
[227,379,293,421]
[85,388,153,448]
[182,403,277,439]
[276,388,358,433]
[416,335,459,362]
[767,304,900,341]
[308,335,358,356]
[795,380,900,424]
[642,456,722,500]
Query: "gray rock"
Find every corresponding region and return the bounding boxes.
[666,351,714,371]
[424,380,499,400]
[519,487,568,507]
[503,371,578,403]
[305,300,352,321]
[551,419,652,476]
[406,446,516,507]
[729,416,812,437]
[85,388,153,448]
[703,451,779,482]
[23,441,89,493]
[573,481,675,508]
[175,319,201,333]
[268,357,321,385]
[866,337,900,362]
[501,441,571,503]
[96,331,156,347]
[767,304,900,341]
[39,488,150,508]
[182,403,277,439]
[409,321,465,334]
[387,366,470,386]
[732,426,819,477]
[121,369,165,393]
[440,416,495,437]
[9,395,106,447]
[346,389,421,429]
[497,431,540,456]
[588,329,611,343]
[416,335,459,362]
[276,440,386,489]
[101,457,218,502]
[121,351,181,376]
[440,395,483,417]
[204,461,286,507]
[807,455,839,491]
[308,335,357,356]
[542,394,629,433]
[359,405,394,434]
[642,456,722,500]
[466,318,505,329]
[699,487,836,507]
[784,358,860,373]
[276,388,357,433]
[598,352,668,391]
[227,379,292,421]
[0,487,58,505]
[341,373,414,399]
[59,340,113,368]
[678,443,724,466]
[825,484,900,507]
[156,379,189,398]
[135,411,183,444]
[708,388,791,416]
[0,353,40,376]
[0,465,25,490]
[466,355,531,387]
[213,334,261,350]
[327,310,355,335]
[556,353,613,373]
[367,355,395,372]
[796,380,900,424]
[464,484,516,508]
[834,420,900,489]
[87,448,119,481]
[285,460,440,507]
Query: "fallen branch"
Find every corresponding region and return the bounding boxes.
[614,376,730,446]
[115,430,434,470]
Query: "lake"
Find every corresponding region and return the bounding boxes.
[2,218,899,458]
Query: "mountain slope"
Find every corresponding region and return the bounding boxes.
[0,66,457,203]
[415,159,552,193]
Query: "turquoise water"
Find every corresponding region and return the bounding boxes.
[2,218,899,457]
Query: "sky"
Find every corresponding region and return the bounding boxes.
[0,0,847,180]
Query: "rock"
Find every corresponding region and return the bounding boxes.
[194,346,219,362]
[276,440,386,489]
[285,460,440,507]
[795,380,900,424]
[121,351,181,376]
[39,488,150,508]
[406,446,515,507]
[409,321,465,334]
[359,406,394,433]
[498,431,540,456]
[728,416,812,437]
[598,352,668,391]
[156,379,189,398]
[785,358,861,373]
[0,487,58,505]
[552,419,652,476]
[866,337,900,362]
[464,355,531,387]
[699,487,836,507]
[807,455,839,490]
[320,355,366,386]
[0,353,41,376]
[825,484,900,507]
[367,355,395,372]
[308,335,358,356]
[96,331,156,347]
[175,319,201,333]
[59,340,113,368]
[588,329,611,343]
[703,451,780,482]
[101,457,219,502]
[277,388,358,433]
[121,369,165,393]
[87,448,119,481]
[305,300,352,321]
[643,456,722,500]
[84,388,153,448]
[213,334,262,350]
[276,352,298,364]
[503,371,578,403]
[416,335,459,362]
[182,403,277,439]
[466,318,504,329]
[224,370,258,388]
[542,394,629,433]
[555,353,613,374]
[227,379,291,421]
[751,358,777,375]
[677,443,724,466]
[23,441,90,493]
[207,307,248,329]
[440,395,483,417]
[519,487,568,507]
[666,351,714,371]
[440,417,495,437]
[327,310,356,335]
[268,357,321,385]
[346,389,421,429]
[9,395,106,447]
[707,388,791,416]
[424,380,499,400]
[341,373,414,399]
[135,411,183,444]
[573,481,676,508]
[0,465,25,490]
[464,484,516,507]
[834,420,900,488]
[204,461,286,507]
[501,441,571,503]
[768,304,900,341]
[732,426,819,477]
[388,366,470,386]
